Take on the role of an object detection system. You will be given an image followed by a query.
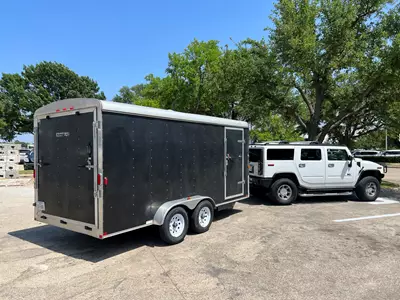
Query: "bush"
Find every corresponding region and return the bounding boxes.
[356,156,400,163]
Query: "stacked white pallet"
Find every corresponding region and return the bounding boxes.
[0,143,21,179]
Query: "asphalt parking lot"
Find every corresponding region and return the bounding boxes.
[1,185,400,300]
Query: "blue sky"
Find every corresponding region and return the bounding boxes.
[0,0,274,142]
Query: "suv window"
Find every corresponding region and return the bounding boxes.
[249,149,262,162]
[301,149,321,161]
[267,149,294,160]
[385,151,400,155]
[327,149,348,161]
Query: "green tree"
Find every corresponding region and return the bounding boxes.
[268,0,400,142]
[163,39,222,114]
[250,113,303,142]
[113,83,161,108]
[113,84,146,103]
[0,61,105,140]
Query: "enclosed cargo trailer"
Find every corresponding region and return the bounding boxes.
[34,98,249,244]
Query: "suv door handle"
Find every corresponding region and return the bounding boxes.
[299,164,306,168]
[328,163,334,168]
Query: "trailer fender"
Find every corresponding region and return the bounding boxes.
[153,195,216,226]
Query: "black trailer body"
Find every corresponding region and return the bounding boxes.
[34,98,249,241]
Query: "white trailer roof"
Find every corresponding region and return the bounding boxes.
[35,98,249,128]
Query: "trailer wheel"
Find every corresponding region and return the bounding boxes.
[190,200,214,234]
[159,207,189,245]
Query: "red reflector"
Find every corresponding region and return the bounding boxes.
[268,164,275,166]
[99,232,108,239]
[97,174,101,185]
[62,108,67,111]
[70,106,74,110]
[56,109,60,112]
[33,169,36,179]
[104,177,108,186]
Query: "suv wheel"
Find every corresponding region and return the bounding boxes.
[269,178,298,205]
[355,176,380,201]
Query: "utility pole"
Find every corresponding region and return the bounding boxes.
[385,129,388,151]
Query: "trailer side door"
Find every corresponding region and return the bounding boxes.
[225,127,245,199]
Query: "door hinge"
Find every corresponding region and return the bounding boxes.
[94,190,101,198]
[93,121,101,129]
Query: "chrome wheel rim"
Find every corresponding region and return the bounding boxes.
[277,184,292,201]
[169,213,185,237]
[366,182,377,197]
[198,207,211,228]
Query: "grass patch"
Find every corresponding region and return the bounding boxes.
[382,180,400,189]
[19,169,33,175]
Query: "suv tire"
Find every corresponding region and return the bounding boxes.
[355,176,380,201]
[269,178,298,205]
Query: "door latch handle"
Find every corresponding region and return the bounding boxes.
[299,164,306,168]
[328,164,335,168]
[79,157,94,170]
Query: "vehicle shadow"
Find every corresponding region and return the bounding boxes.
[242,194,352,206]
[8,225,166,263]
[8,207,244,263]
[214,208,242,221]
[240,195,276,206]
[296,195,353,204]
[380,188,400,200]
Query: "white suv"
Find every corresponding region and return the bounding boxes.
[249,142,387,204]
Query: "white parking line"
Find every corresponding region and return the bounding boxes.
[368,198,399,205]
[334,213,400,223]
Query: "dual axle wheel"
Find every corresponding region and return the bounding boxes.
[159,200,214,245]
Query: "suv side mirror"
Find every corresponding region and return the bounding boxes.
[348,154,353,167]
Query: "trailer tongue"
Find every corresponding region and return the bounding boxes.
[37,109,97,226]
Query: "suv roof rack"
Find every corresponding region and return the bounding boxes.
[251,140,320,146]
[252,140,290,145]
[289,141,320,145]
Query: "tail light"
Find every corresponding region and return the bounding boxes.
[33,169,36,179]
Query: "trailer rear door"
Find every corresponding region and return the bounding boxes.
[37,109,97,225]
[225,127,245,199]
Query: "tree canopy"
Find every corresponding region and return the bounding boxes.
[112,0,400,146]
[267,0,400,142]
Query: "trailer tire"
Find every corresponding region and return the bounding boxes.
[355,176,380,201]
[190,200,214,234]
[269,178,298,205]
[159,207,189,245]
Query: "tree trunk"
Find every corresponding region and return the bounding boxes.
[309,79,324,141]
